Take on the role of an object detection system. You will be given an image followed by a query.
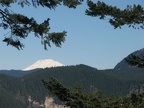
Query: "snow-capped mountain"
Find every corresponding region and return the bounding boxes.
[23,59,64,71]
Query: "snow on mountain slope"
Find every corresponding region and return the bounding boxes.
[23,59,64,71]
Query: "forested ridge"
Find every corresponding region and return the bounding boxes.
[0,64,144,107]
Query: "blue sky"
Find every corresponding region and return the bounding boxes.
[0,0,144,70]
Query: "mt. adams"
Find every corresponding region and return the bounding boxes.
[23,59,64,71]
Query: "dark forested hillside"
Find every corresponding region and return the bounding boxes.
[0,74,27,108]
[0,65,123,107]
[0,69,39,77]
[23,64,126,96]
[0,64,144,107]
[0,88,26,108]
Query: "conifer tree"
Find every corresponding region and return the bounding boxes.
[0,0,84,50]
[1,0,143,50]
[0,0,143,67]
[42,77,144,108]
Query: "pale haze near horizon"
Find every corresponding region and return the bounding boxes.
[0,0,144,70]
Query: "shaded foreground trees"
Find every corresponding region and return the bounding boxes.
[42,77,144,108]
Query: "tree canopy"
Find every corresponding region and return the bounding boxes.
[86,1,144,29]
[0,0,143,50]
[42,77,144,108]
[0,0,84,50]
[0,0,144,67]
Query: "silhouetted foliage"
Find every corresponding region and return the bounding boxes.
[86,1,144,29]
[0,0,143,50]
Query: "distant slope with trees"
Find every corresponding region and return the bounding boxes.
[0,48,144,107]
[0,64,144,107]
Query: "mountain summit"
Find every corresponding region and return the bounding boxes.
[114,48,144,70]
[23,59,64,71]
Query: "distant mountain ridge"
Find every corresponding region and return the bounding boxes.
[1,48,144,77]
[23,59,64,71]
[114,48,144,70]
[1,64,144,108]
[0,69,39,77]
[1,48,144,107]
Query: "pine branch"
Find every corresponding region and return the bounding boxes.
[86,1,144,29]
